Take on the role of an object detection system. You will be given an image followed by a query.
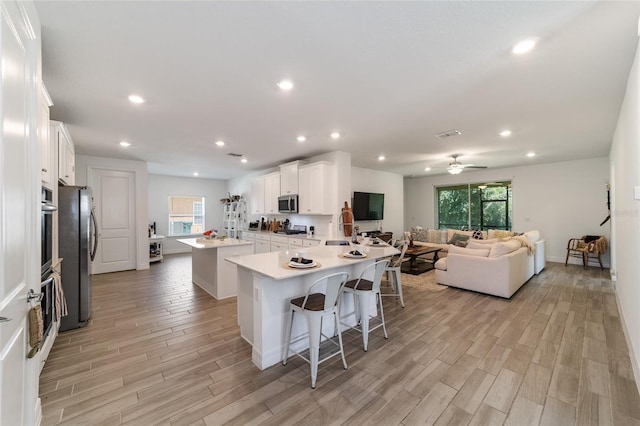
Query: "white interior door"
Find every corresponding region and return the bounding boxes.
[91,169,137,274]
[1,1,37,424]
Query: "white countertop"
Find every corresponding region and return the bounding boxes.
[226,242,399,280]
[177,238,254,249]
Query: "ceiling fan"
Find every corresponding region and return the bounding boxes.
[447,154,487,175]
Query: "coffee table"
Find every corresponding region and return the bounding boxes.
[401,246,442,275]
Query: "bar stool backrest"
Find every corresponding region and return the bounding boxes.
[352,260,390,292]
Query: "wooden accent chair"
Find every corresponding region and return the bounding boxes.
[565,235,607,269]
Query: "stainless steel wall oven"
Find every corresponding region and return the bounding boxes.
[41,187,56,276]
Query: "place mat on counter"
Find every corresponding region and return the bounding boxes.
[282,262,322,270]
[339,253,367,259]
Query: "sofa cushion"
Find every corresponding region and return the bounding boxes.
[488,240,521,258]
[467,239,499,247]
[449,245,490,257]
[447,233,470,247]
[434,257,447,271]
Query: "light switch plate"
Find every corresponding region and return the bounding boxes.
[635,186,640,200]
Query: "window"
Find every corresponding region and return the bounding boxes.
[436,181,512,230]
[168,196,205,236]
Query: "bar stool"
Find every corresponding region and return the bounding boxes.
[382,240,407,308]
[282,272,350,389]
[341,259,390,351]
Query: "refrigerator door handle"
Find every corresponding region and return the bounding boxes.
[90,208,99,262]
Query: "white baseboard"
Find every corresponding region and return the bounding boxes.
[615,287,640,394]
[546,255,610,268]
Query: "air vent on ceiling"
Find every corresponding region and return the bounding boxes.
[227,153,243,157]
[435,129,462,139]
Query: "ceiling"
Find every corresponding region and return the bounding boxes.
[35,1,640,180]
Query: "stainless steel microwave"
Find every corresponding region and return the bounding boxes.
[278,195,298,213]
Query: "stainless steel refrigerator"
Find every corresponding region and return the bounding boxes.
[58,185,98,332]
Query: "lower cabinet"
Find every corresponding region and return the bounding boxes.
[255,234,270,254]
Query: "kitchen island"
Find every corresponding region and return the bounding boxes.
[177,238,254,300]
[226,242,399,369]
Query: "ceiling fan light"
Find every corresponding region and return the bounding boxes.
[447,165,463,175]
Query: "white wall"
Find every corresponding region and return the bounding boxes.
[75,155,149,270]
[404,157,611,265]
[609,38,640,386]
[148,174,228,254]
[351,166,404,239]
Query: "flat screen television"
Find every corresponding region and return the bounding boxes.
[352,191,384,221]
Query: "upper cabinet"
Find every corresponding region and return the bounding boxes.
[52,121,75,185]
[298,161,334,215]
[250,176,265,214]
[39,85,53,189]
[279,161,302,195]
[251,171,280,214]
[263,172,280,214]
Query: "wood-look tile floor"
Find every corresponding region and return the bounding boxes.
[40,254,640,425]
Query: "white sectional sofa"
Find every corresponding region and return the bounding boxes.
[434,242,535,298]
[410,227,546,275]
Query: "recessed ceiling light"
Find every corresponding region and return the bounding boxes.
[512,39,536,55]
[527,152,536,157]
[128,94,145,104]
[331,132,340,140]
[478,185,488,189]
[241,158,248,163]
[119,141,130,147]
[424,167,431,172]
[297,136,306,142]
[378,155,385,161]
[500,130,512,137]
[215,140,225,147]
[193,172,199,176]
[277,80,294,91]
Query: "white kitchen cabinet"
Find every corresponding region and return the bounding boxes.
[263,172,280,214]
[251,172,280,214]
[52,120,75,185]
[270,235,288,252]
[279,161,302,195]
[303,239,321,248]
[298,161,334,215]
[251,176,265,214]
[39,85,53,188]
[255,234,270,254]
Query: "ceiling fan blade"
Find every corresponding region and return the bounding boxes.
[463,165,487,169]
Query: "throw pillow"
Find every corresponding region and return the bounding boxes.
[472,229,484,240]
[447,233,470,247]
[414,228,428,243]
[449,245,490,257]
[488,240,521,258]
[427,229,441,244]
